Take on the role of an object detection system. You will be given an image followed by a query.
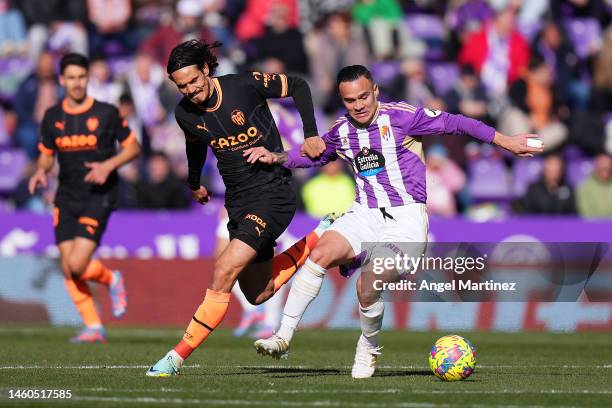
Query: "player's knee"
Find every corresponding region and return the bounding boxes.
[66,257,88,276]
[309,246,333,269]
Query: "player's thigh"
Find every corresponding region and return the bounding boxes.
[211,238,259,292]
[310,230,357,269]
[54,205,78,248]
[325,203,377,263]
[67,237,99,276]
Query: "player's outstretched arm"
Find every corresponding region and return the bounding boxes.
[492,132,544,157]
[84,140,141,185]
[243,146,336,168]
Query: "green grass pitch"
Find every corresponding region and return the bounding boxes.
[0,326,611,407]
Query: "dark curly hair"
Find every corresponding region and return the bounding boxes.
[166,39,222,76]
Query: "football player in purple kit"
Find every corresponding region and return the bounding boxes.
[245,65,544,378]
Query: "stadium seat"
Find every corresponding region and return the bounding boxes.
[468,157,511,201]
[405,14,445,40]
[566,157,593,187]
[564,18,602,59]
[0,148,28,194]
[426,62,459,96]
[370,61,401,87]
[511,157,543,198]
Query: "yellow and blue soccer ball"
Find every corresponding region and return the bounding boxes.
[429,334,477,381]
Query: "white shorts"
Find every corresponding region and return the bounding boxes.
[327,202,429,262]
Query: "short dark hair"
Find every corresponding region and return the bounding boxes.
[60,53,89,74]
[167,39,222,76]
[336,65,373,87]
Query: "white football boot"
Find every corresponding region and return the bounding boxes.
[351,335,382,379]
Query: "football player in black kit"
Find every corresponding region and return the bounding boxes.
[147,39,329,376]
[28,53,141,343]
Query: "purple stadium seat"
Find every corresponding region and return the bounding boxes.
[0,148,27,193]
[564,144,588,161]
[566,157,593,187]
[405,14,445,40]
[370,61,401,86]
[468,157,511,201]
[564,18,602,59]
[426,62,459,96]
[511,157,543,197]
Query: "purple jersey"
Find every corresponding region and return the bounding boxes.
[284,102,495,208]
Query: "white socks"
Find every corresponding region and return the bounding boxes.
[359,299,384,347]
[276,258,326,342]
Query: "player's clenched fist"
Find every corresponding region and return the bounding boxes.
[191,186,211,205]
[301,136,325,158]
[28,169,48,194]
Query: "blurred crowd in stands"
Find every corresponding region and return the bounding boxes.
[0,0,610,219]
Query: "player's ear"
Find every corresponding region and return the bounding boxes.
[373,82,380,98]
[202,63,209,77]
[59,75,65,87]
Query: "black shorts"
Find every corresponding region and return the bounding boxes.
[54,201,113,245]
[225,181,296,263]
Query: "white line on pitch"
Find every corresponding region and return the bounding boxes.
[0,364,201,369]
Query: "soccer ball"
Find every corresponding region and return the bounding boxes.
[429,334,477,381]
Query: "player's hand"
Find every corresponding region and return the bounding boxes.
[243,146,277,164]
[28,169,47,194]
[191,186,211,205]
[301,136,325,158]
[495,133,544,157]
[84,161,113,185]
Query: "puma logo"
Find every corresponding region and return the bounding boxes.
[255,226,263,237]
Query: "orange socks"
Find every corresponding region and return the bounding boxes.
[63,277,102,327]
[80,260,113,286]
[271,231,319,292]
[174,289,231,359]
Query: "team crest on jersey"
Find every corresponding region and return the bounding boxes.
[231,109,246,126]
[86,117,99,132]
[380,125,390,140]
[355,146,385,177]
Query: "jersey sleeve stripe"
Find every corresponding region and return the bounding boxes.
[280,74,288,97]
[38,143,54,156]
[120,132,137,147]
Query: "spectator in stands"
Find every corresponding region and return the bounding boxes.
[445,0,493,60]
[301,160,355,217]
[308,12,368,113]
[458,4,530,98]
[87,58,124,106]
[591,26,612,113]
[87,0,135,57]
[550,0,610,29]
[444,65,489,123]
[249,2,309,74]
[402,58,445,111]
[117,93,143,147]
[0,0,27,57]
[134,152,190,210]
[125,53,166,128]
[522,152,576,214]
[17,0,88,62]
[235,0,299,42]
[576,153,611,218]
[351,0,424,59]
[533,21,581,109]
[140,0,215,67]
[0,102,17,146]
[14,52,62,159]
[425,144,467,217]
[500,56,568,152]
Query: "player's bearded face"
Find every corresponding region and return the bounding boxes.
[60,65,89,103]
[171,65,211,105]
[339,77,379,126]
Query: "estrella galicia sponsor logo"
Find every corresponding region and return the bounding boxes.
[355,147,385,177]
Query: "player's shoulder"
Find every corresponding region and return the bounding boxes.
[91,99,120,116]
[379,101,419,115]
[43,102,64,119]
[329,115,349,132]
